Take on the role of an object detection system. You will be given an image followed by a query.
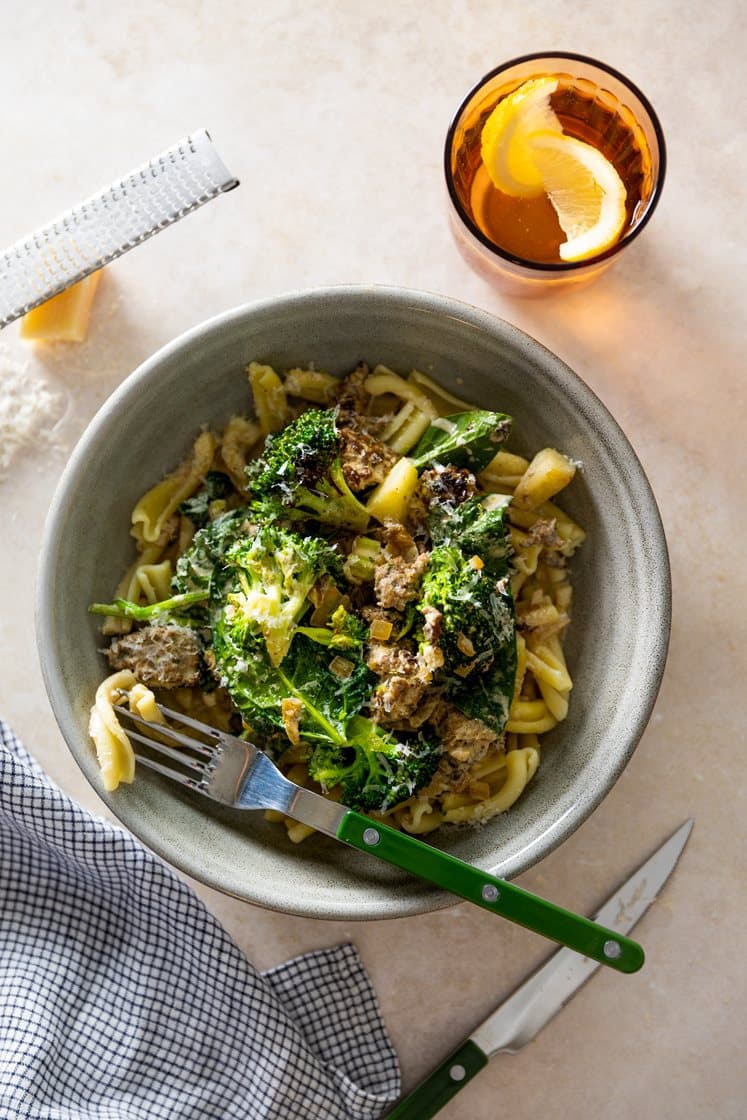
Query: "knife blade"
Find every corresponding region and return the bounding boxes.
[384,819,693,1120]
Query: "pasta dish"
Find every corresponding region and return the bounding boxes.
[89,361,585,840]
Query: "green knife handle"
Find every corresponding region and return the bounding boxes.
[384,1040,488,1120]
[337,811,644,974]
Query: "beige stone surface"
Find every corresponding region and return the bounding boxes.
[1,2,745,1117]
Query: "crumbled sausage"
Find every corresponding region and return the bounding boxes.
[366,643,428,725]
[525,517,563,549]
[421,606,442,645]
[429,702,502,765]
[106,625,204,689]
[374,552,429,611]
[334,363,371,420]
[373,522,429,610]
[338,426,398,491]
[366,642,416,679]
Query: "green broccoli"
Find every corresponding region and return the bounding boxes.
[89,590,209,622]
[221,524,341,667]
[307,716,440,812]
[246,408,370,532]
[89,506,251,628]
[297,603,369,650]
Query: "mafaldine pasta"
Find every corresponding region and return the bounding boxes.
[89,361,585,841]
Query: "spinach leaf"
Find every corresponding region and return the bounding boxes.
[410,410,512,473]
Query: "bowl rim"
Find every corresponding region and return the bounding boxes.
[36,283,672,918]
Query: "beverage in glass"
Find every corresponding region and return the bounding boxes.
[444,53,666,294]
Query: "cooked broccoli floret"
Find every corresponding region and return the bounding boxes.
[246,409,370,532]
[297,603,369,650]
[221,524,341,667]
[308,716,440,812]
[89,591,209,622]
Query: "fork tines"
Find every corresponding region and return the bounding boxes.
[113,703,220,790]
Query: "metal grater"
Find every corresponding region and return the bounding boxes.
[0,129,239,328]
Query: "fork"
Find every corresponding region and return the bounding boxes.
[114,701,644,973]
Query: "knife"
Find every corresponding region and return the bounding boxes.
[384,819,693,1120]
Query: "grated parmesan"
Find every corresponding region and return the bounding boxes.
[0,342,68,479]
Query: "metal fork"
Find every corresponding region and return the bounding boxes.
[114,701,644,974]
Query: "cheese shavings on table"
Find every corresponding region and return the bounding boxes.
[0,342,67,479]
[0,718,399,1120]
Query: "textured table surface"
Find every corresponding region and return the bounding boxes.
[1,3,745,1117]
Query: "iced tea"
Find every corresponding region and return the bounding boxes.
[445,54,665,292]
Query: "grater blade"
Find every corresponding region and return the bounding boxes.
[0,129,239,329]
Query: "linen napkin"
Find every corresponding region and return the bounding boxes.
[0,719,400,1120]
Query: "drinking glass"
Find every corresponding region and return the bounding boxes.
[444,52,666,295]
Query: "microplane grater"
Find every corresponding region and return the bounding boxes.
[0,129,239,328]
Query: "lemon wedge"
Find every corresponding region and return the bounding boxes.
[480,77,562,197]
[526,131,627,260]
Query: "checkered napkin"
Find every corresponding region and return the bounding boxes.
[0,719,400,1120]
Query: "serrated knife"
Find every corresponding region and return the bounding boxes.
[385,819,693,1120]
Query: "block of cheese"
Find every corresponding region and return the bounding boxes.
[20,271,102,342]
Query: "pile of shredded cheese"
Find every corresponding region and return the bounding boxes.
[0,342,68,478]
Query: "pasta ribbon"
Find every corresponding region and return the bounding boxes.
[478,449,531,493]
[536,679,569,721]
[512,448,577,509]
[406,369,473,415]
[248,362,289,435]
[442,747,540,823]
[525,635,572,694]
[388,410,432,454]
[100,545,164,635]
[365,366,438,417]
[128,683,166,724]
[88,670,137,791]
[131,430,217,545]
[510,527,542,576]
[220,415,262,493]
[510,499,586,554]
[135,559,173,604]
[283,367,338,404]
[365,366,438,454]
[397,799,445,834]
[506,698,558,735]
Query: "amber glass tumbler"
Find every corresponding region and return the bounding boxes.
[444,52,666,295]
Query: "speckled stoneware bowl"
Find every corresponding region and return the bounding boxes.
[37,286,671,920]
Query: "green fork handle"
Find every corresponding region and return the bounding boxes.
[384,1039,488,1119]
[337,811,644,974]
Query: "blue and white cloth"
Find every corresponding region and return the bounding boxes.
[0,720,400,1119]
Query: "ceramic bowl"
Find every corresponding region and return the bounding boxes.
[36,286,671,919]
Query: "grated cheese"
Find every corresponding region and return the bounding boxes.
[0,342,67,479]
